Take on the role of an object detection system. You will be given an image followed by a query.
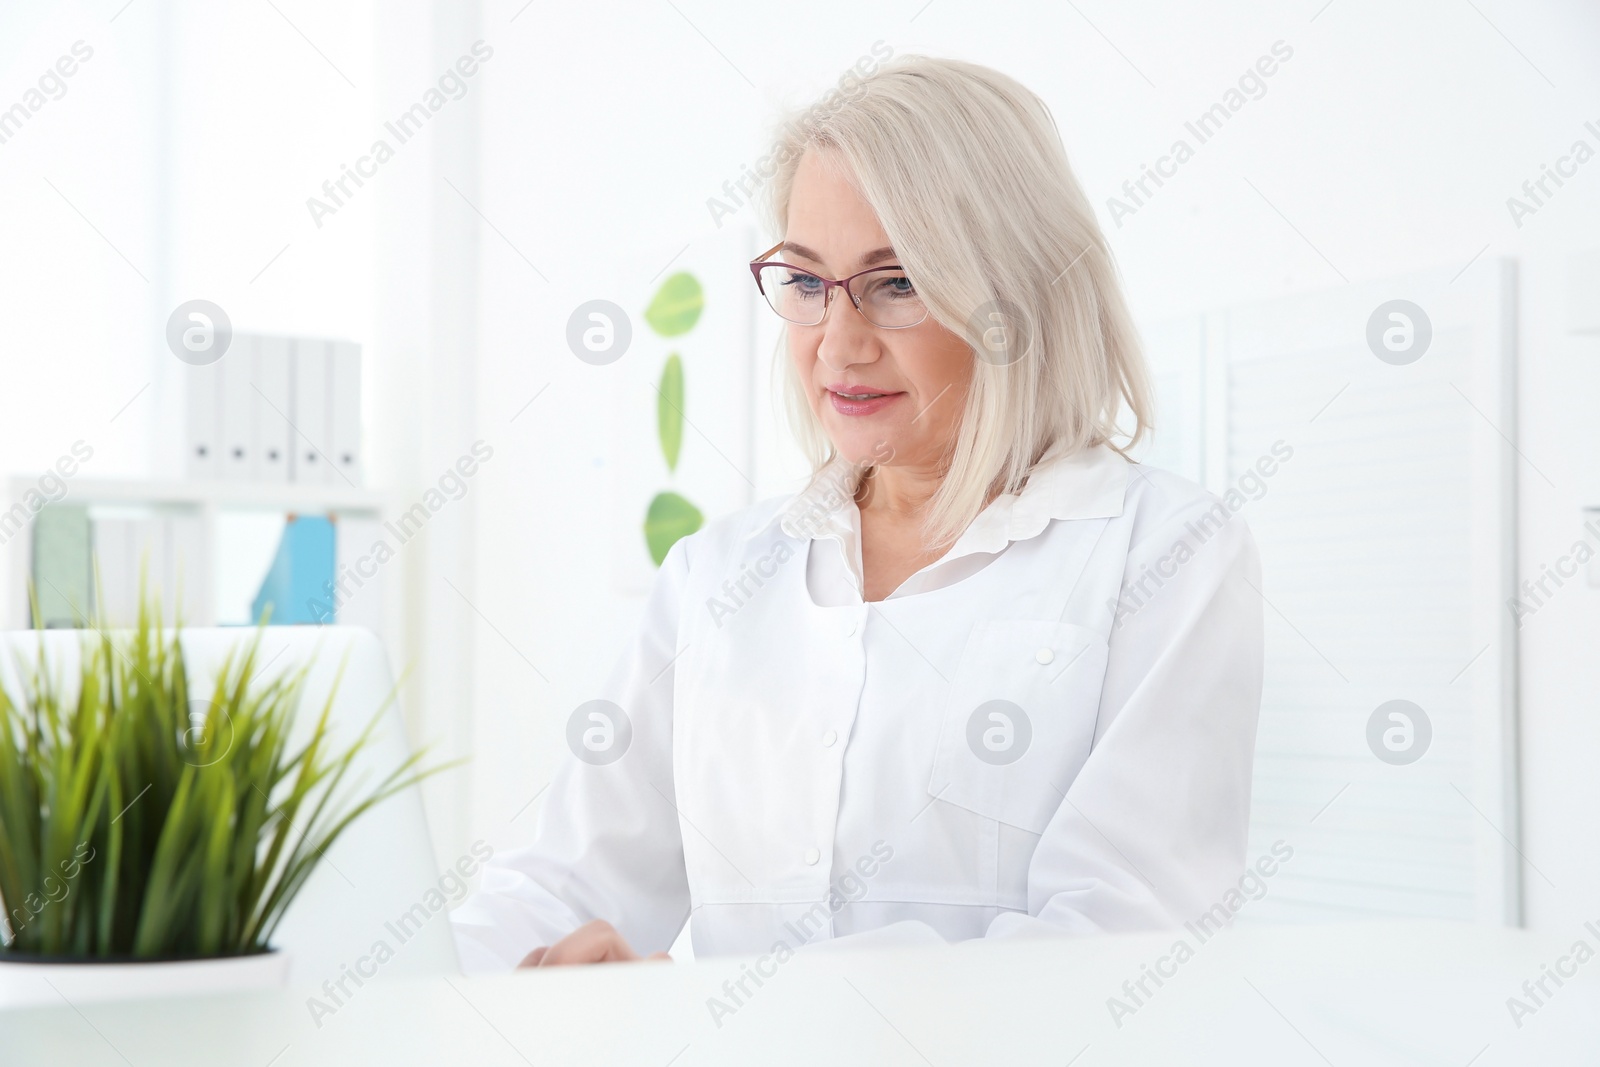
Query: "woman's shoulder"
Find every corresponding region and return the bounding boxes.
[1120,454,1273,549]
[666,491,802,573]
[1122,460,1216,517]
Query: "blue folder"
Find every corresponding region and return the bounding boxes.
[251,515,336,625]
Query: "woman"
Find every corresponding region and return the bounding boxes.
[451,55,1263,970]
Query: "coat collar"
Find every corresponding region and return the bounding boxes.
[744,440,1131,556]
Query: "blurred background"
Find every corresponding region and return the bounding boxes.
[1,0,1597,943]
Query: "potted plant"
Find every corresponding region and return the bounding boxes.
[0,594,449,1008]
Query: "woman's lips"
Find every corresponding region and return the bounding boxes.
[827,389,903,416]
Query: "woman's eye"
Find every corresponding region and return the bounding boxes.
[869,273,916,299]
[783,272,824,294]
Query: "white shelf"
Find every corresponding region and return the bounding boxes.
[5,477,397,634]
[11,477,387,513]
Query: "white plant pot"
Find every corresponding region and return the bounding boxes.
[0,950,289,1011]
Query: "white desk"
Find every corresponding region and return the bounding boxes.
[2,922,1595,1065]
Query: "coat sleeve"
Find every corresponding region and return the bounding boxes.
[987,495,1265,938]
[449,536,694,972]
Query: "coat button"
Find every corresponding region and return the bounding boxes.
[1036,647,1055,664]
[843,619,858,637]
[822,729,838,748]
[804,848,821,865]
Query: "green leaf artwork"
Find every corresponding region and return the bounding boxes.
[644,491,703,566]
[657,354,684,473]
[644,272,704,337]
[640,270,703,567]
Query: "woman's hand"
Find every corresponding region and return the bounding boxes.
[517,919,671,968]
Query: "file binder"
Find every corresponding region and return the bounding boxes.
[184,361,222,479]
[291,339,332,484]
[255,335,294,484]
[219,335,256,480]
[329,341,362,487]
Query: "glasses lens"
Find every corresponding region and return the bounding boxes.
[856,269,926,328]
[757,264,827,325]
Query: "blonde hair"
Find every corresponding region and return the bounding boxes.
[761,54,1153,549]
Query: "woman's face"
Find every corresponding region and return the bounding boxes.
[783,150,973,471]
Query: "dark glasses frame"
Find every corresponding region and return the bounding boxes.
[747,241,928,329]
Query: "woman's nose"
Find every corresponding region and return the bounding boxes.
[816,288,880,371]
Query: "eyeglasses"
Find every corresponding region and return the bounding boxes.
[748,241,929,329]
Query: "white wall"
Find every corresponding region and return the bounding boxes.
[2,0,1597,934]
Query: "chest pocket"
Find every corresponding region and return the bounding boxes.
[927,618,1109,834]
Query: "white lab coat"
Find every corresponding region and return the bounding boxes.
[450,440,1264,970]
